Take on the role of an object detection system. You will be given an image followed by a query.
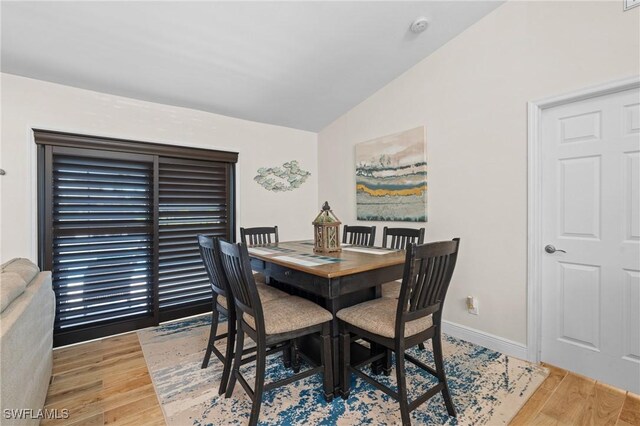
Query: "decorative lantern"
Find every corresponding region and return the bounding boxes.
[312,201,342,253]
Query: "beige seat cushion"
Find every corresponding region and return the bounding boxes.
[217,283,289,310]
[245,296,332,335]
[216,294,229,310]
[337,297,433,339]
[381,280,401,299]
[253,272,266,283]
[256,283,289,303]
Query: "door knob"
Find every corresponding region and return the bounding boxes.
[545,244,566,254]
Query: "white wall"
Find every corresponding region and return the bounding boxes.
[0,73,318,263]
[318,1,640,345]
[2,1,638,348]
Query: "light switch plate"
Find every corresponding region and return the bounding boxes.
[624,0,639,11]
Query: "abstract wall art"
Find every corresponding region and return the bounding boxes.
[355,127,427,222]
[254,160,310,192]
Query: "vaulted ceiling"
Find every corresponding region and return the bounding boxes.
[1,1,503,131]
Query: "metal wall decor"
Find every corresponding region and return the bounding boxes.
[254,160,310,192]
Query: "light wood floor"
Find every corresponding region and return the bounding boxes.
[44,332,640,425]
[511,363,639,426]
[43,332,164,426]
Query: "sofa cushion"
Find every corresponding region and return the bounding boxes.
[1,258,40,285]
[0,271,54,425]
[0,272,27,313]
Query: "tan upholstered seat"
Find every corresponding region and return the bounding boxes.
[253,272,266,283]
[381,280,401,299]
[337,297,432,339]
[256,283,289,302]
[216,294,229,309]
[217,283,288,310]
[245,296,333,335]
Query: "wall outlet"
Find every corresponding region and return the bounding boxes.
[466,296,479,315]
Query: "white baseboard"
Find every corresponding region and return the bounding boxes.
[442,320,528,361]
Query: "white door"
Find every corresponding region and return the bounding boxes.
[540,87,640,393]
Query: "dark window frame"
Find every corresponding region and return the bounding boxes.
[35,130,237,346]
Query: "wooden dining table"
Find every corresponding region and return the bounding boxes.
[247,240,406,396]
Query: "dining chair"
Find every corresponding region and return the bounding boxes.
[198,235,289,395]
[240,226,279,245]
[342,225,376,246]
[337,238,461,425]
[380,227,425,299]
[240,226,279,283]
[218,239,334,426]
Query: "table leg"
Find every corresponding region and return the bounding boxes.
[323,298,342,396]
[282,343,292,368]
[371,342,383,375]
[370,284,385,374]
[291,338,301,373]
[332,335,341,396]
[383,349,392,375]
[325,289,381,395]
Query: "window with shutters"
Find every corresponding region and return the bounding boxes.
[36,131,237,346]
[158,158,232,320]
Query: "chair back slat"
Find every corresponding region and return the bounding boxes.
[407,258,425,313]
[397,239,460,329]
[240,226,279,246]
[217,240,261,322]
[423,255,449,310]
[342,225,376,246]
[382,227,425,250]
[198,235,228,299]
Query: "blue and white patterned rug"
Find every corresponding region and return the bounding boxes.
[137,315,547,425]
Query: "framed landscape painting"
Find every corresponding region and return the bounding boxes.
[355,126,427,222]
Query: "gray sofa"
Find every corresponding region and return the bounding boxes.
[0,259,55,425]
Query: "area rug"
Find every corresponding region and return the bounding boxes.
[137,315,547,425]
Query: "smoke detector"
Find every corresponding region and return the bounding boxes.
[410,17,429,33]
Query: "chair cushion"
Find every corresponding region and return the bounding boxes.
[217,283,288,310]
[256,283,289,303]
[253,272,266,283]
[0,272,27,313]
[1,258,39,285]
[337,297,433,339]
[245,296,332,335]
[381,280,401,299]
[216,294,228,310]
